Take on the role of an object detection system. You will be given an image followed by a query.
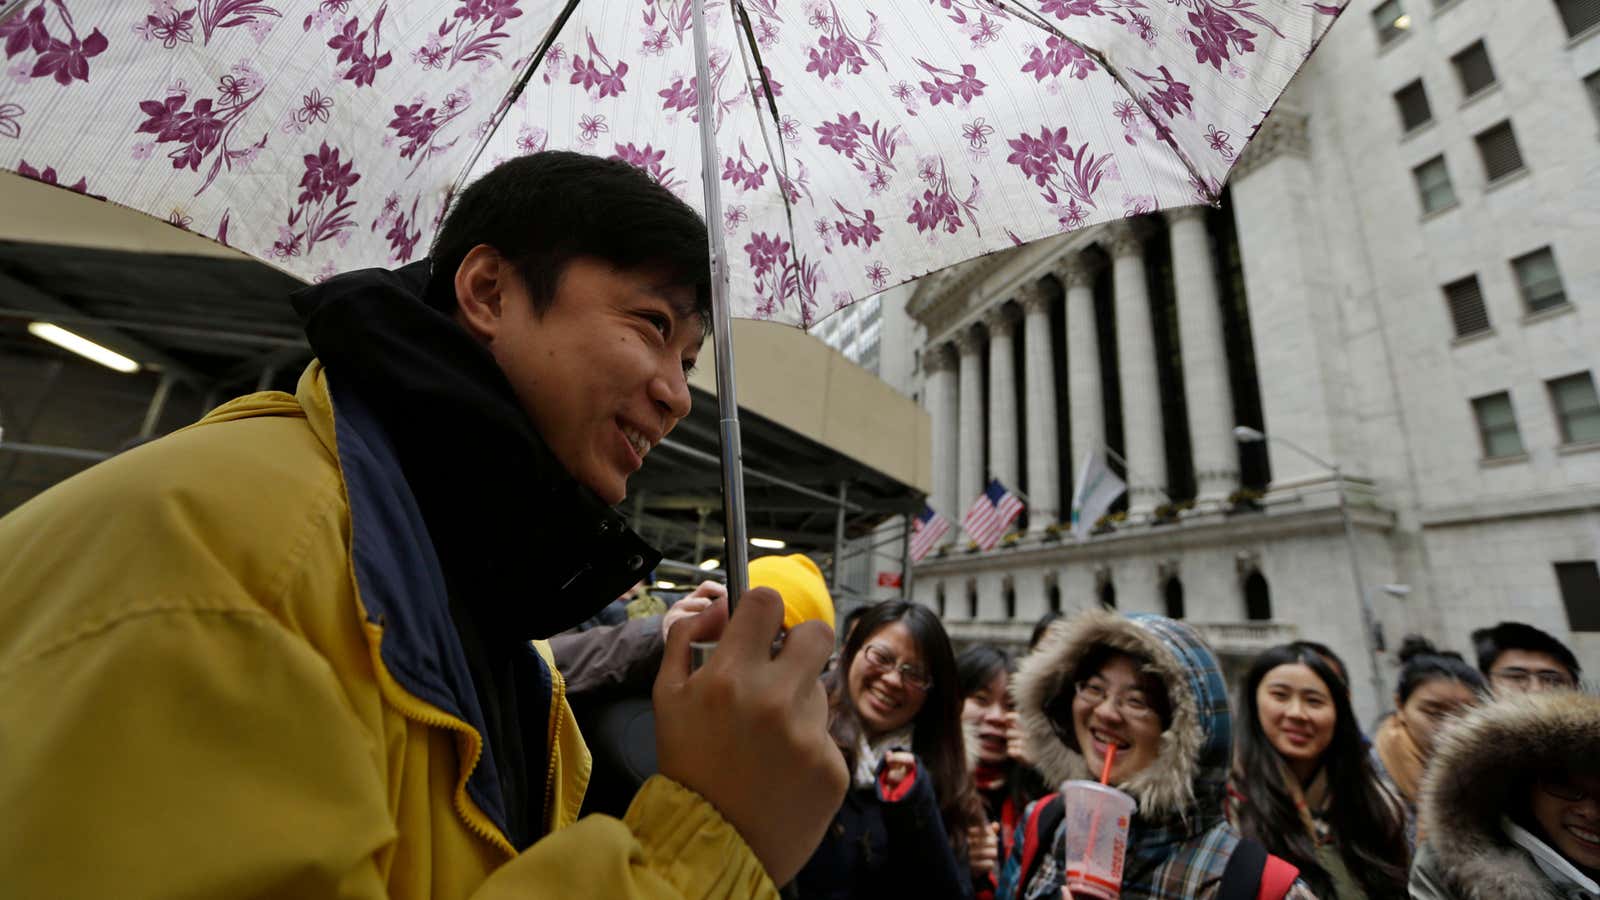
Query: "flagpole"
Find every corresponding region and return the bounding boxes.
[1096,440,1171,504]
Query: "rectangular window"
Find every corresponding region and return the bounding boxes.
[1373,0,1411,44]
[1394,79,1433,131]
[1472,391,1525,459]
[1414,155,1457,213]
[1513,246,1568,313]
[1451,41,1497,97]
[1556,561,1600,632]
[1548,371,1600,445]
[1475,121,1526,182]
[1556,0,1600,38]
[1586,70,1600,124]
[1443,275,1491,338]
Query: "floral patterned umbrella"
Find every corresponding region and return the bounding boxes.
[0,0,1346,594]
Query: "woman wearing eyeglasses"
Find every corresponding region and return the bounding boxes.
[793,600,982,899]
[1229,644,1411,899]
[998,610,1313,900]
[1410,691,1600,900]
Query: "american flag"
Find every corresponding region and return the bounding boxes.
[908,504,951,562]
[962,478,1025,551]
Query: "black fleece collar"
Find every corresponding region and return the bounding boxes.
[293,260,660,640]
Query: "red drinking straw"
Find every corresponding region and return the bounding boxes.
[1098,744,1118,785]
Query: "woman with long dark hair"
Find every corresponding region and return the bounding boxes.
[1372,636,1486,847]
[957,645,1047,899]
[1230,643,1411,899]
[794,600,981,899]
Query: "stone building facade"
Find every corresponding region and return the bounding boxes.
[886,1,1600,718]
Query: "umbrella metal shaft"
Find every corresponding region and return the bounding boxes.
[691,0,749,618]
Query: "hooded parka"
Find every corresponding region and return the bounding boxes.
[1409,692,1600,900]
[997,611,1313,900]
[0,264,773,899]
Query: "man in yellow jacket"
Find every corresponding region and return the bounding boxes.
[0,152,848,897]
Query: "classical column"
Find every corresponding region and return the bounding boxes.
[1019,282,1060,529]
[923,343,960,521]
[1055,252,1102,503]
[1107,219,1167,521]
[1230,107,1351,488]
[1166,206,1239,510]
[956,325,986,518]
[984,304,1020,493]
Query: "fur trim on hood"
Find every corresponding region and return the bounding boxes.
[1419,691,1600,900]
[1012,610,1232,824]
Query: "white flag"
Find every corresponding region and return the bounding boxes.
[1070,451,1127,541]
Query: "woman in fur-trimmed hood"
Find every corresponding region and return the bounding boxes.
[1410,691,1600,900]
[996,611,1311,900]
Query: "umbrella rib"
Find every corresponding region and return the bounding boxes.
[991,1,1218,205]
[445,0,584,211]
[728,2,810,324]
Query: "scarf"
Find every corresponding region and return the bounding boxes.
[1374,714,1425,809]
[974,760,1010,792]
[853,726,914,790]
[1505,817,1600,897]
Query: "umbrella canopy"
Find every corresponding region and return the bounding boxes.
[0,0,1346,597]
[0,0,1342,325]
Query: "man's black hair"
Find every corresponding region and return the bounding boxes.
[425,151,711,325]
[1471,621,1582,681]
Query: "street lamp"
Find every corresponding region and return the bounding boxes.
[1232,425,1387,708]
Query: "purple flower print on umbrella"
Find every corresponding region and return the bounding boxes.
[865,261,889,289]
[1005,125,1111,226]
[0,103,22,139]
[907,156,982,237]
[611,140,685,194]
[1134,65,1195,120]
[1021,36,1097,83]
[138,1,280,48]
[4,1,107,86]
[815,111,900,190]
[1205,124,1234,159]
[570,31,628,99]
[327,3,392,88]
[16,158,101,197]
[271,141,361,260]
[720,141,768,192]
[832,201,882,249]
[135,63,268,194]
[804,3,882,81]
[387,87,472,174]
[428,0,521,70]
[916,59,985,106]
[1180,0,1280,70]
[371,192,423,262]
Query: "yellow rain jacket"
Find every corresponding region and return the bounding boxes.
[0,362,774,899]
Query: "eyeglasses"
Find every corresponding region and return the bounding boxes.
[1074,679,1157,722]
[1538,778,1593,804]
[1490,667,1575,690]
[861,643,933,692]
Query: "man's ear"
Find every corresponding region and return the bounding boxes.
[454,244,507,343]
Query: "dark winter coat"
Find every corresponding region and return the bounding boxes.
[1409,691,1600,900]
[795,756,974,900]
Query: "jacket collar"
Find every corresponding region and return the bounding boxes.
[1506,818,1600,897]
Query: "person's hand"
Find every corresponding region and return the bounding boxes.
[660,580,728,641]
[881,750,917,792]
[654,586,847,886]
[1005,711,1032,766]
[967,820,1000,876]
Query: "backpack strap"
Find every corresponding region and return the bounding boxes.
[1017,793,1065,896]
[1257,854,1300,900]
[1218,836,1301,900]
[1218,836,1265,900]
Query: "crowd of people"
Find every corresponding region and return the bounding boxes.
[1,150,1594,899]
[784,601,1594,900]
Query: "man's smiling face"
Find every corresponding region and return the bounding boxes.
[458,249,705,505]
